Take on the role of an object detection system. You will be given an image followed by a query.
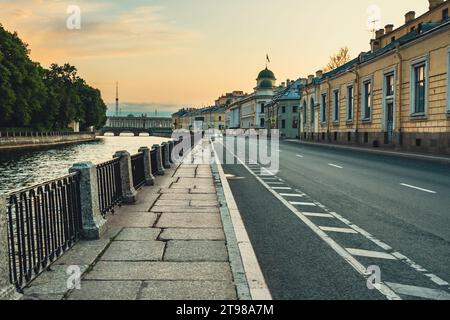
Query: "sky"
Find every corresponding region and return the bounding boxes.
[0,0,429,114]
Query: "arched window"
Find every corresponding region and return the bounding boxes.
[310,97,315,126]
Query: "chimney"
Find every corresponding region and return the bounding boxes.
[405,11,416,24]
[308,75,314,84]
[429,0,444,10]
[316,70,323,78]
[375,29,385,39]
[281,82,286,87]
[371,39,381,52]
[286,79,291,86]
[385,24,394,34]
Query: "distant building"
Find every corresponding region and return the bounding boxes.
[172,106,226,131]
[215,91,247,107]
[227,68,283,129]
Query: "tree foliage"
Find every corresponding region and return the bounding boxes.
[324,47,351,72]
[0,24,107,130]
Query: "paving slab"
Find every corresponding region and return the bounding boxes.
[139,281,237,300]
[159,228,225,241]
[68,281,141,300]
[116,228,161,241]
[55,239,110,266]
[159,193,217,201]
[190,200,219,207]
[108,212,158,228]
[101,241,165,261]
[156,213,222,228]
[85,262,233,281]
[151,206,219,214]
[159,188,190,194]
[165,241,229,262]
[153,199,191,207]
[190,188,217,194]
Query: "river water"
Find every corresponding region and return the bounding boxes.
[0,135,169,195]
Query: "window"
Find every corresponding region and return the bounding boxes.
[447,49,450,112]
[410,60,428,115]
[346,86,354,121]
[385,73,395,97]
[418,23,423,33]
[333,90,339,122]
[362,80,372,120]
[310,98,315,125]
[391,36,396,43]
[292,106,298,113]
[302,101,307,124]
[260,103,265,113]
[282,106,286,113]
[293,119,298,129]
[443,8,449,21]
[260,118,265,127]
[281,119,286,129]
[218,116,222,122]
[321,94,327,123]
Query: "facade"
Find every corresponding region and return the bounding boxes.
[172,106,226,131]
[266,79,304,139]
[215,91,247,107]
[226,68,283,130]
[300,0,450,154]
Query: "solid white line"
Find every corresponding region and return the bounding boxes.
[290,202,317,207]
[280,193,304,198]
[303,212,334,218]
[320,226,358,234]
[296,154,304,158]
[272,187,292,190]
[346,248,396,260]
[213,143,272,300]
[385,282,450,300]
[400,183,436,194]
[219,141,401,300]
[328,163,343,169]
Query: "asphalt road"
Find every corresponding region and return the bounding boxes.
[214,137,450,300]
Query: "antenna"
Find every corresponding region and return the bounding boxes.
[369,18,380,39]
[115,82,119,116]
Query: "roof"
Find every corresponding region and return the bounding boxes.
[257,68,276,80]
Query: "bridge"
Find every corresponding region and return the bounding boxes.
[99,116,173,136]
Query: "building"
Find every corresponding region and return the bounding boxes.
[266,79,304,139]
[215,91,247,107]
[227,68,283,129]
[172,106,226,131]
[300,0,450,154]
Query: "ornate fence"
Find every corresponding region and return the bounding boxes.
[96,158,123,217]
[5,173,82,291]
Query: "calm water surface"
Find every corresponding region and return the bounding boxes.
[0,135,169,195]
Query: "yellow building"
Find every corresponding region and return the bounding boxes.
[301,0,450,154]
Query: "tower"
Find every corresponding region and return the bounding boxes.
[115,82,119,116]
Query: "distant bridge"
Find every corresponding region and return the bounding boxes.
[99,116,173,137]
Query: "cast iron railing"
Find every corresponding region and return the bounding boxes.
[6,173,82,291]
[96,158,123,217]
[150,148,158,176]
[131,153,146,189]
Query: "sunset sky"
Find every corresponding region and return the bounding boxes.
[0,0,429,114]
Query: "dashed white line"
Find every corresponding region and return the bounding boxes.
[290,202,317,207]
[328,163,343,169]
[400,183,437,194]
[271,187,292,190]
[346,248,397,260]
[302,212,334,218]
[280,193,304,198]
[385,282,450,300]
[296,154,304,158]
[319,226,359,234]
[265,182,285,185]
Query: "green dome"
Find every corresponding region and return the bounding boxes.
[258,79,274,89]
[257,68,276,80]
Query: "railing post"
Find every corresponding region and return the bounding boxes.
[138,147,155,186]
[113,151,138,203]
[152,144,165,176]
[168,140,175,164]
[161,142,172,169]
[0,196,22,300]
[69,162,107,240]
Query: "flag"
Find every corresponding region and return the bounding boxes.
[266,54,270,63]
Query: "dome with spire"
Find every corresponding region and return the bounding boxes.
[256,67,276,89]
[257,67,276,81]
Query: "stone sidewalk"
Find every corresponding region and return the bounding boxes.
[21,151,245,300]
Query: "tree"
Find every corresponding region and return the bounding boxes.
[324,47,351,72]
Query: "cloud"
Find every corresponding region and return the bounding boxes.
[0,0,200,60]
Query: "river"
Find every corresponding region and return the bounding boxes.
[0,135,169,195]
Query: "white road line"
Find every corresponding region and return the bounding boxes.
[280,193,304,198]
[385,282,450,300]
[290,202,317,207]
[346,248,397,260]
[218,141,401,300]
[266,182,285,185]
[303,212,334,218]
[400,183,437,194]
[271,187,292,190]
[296,155,304,158]
[213,143,272,300]
[328,163,343,169]
[320,226,359,234]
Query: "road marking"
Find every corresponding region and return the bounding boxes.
[290,202,317,207]
[385,282,450,300]
[213,142,272,300]
[280,193,304,198]
[328,163,343,169]
[296,154,304,158]
[266,182,284,185]
[320,226,359,234]
[346,248,396,260]
[217,141,401,300]
[400,183,437,194]
[302,212,334,218]
[271,187,292,190]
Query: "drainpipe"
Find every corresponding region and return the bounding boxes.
[395,44,403,146]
